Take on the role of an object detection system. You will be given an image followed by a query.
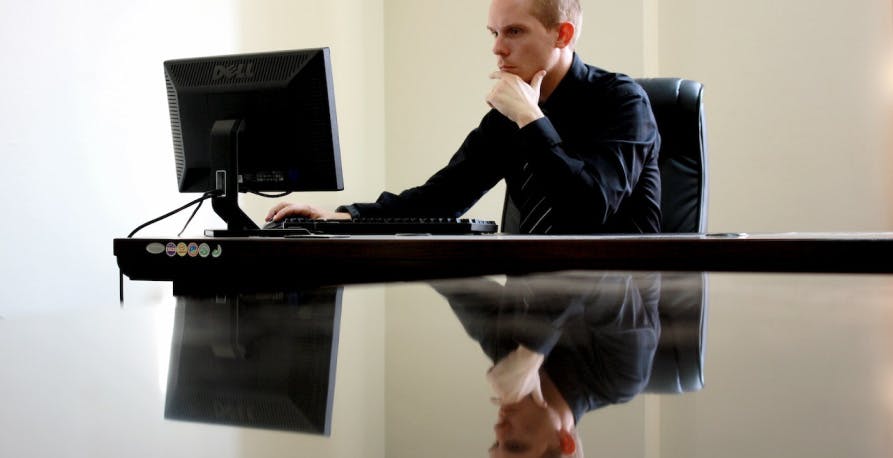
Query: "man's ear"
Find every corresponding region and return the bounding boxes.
[555,22,575,48]
[558,429,576,455]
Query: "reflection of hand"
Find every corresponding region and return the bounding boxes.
[265,202,351,222]
[486,70,546,128]
[487,345,546,406]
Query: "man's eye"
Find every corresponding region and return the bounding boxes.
[508,28,521,35]
[506,443,524,452]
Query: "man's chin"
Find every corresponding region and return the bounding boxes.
[500,395,542,412]
[518,73,535,84]
[500,67,529,80]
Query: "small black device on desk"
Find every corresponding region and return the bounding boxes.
[248,217,498,236]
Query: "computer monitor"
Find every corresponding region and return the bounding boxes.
[165,288,343,435]
[164,48,343,234]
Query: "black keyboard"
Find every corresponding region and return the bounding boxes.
[259,217,498,235]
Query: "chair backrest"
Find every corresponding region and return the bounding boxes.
[501,78,708,234]
[645,272,708,394]
[636,78,708,233]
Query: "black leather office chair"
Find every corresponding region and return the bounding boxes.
[637,80,710,388]
[636,80,709,392]
[636,78,708,233]
[645,272,708,394]
[498,81,711,393]
[500,78,708,234]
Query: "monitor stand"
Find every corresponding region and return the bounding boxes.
[206,119,261,237]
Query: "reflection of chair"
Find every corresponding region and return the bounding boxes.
[638,80,709,390]
[636,78,708,233]
[645,273,707,393]
[501,78,708,233]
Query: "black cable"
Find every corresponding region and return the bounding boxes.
[121,191,218,305]
[127,192,217,238]
[249,190,292,198]
[177,197,206,237]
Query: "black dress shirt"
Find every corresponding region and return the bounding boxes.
[338,54,662,234]
[432,272,661,423]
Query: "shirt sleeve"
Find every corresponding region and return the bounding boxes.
[516,85,660,229]
[337,118,507,218]
[434,275,585,364]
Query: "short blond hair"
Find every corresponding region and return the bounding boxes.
[528,0,583,44]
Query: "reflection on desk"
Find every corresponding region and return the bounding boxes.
[165,288,342,435]
[429,271,707,455]
[4,269,892,456]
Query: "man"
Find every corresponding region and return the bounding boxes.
[267,0,661,234]
[432,271,662,457]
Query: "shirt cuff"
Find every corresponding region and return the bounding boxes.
[518,116,562,152]
[335,204,363,219]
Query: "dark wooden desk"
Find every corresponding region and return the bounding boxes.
[10,242,890,454]
[114,233,893,289]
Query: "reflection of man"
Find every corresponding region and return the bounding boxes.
[267,0,661,235]
[432,272,661,457]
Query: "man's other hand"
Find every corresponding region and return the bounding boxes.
[265,202,351,222]
[487,345,546,407]
[486,70,546,128]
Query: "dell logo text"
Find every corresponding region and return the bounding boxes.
[212,63,255,81]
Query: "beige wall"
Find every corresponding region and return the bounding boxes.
[238,0,388,222]
[383,0,893,231]
[660,0,893,231]
[382,0,502,220]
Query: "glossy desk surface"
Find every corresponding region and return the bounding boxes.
[3,269,892,457]
[114,233,893,289]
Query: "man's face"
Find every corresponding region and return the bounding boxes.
[487,0,561,83]
[489,395,561,458]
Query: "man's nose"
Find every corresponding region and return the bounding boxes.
[492,37,508,56]
[494,419,510,437]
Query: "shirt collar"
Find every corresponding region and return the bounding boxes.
[541,52,586,113]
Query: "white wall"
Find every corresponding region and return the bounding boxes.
[0,0,241,316]
[0,0,386,457]
[0,0,388,317]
